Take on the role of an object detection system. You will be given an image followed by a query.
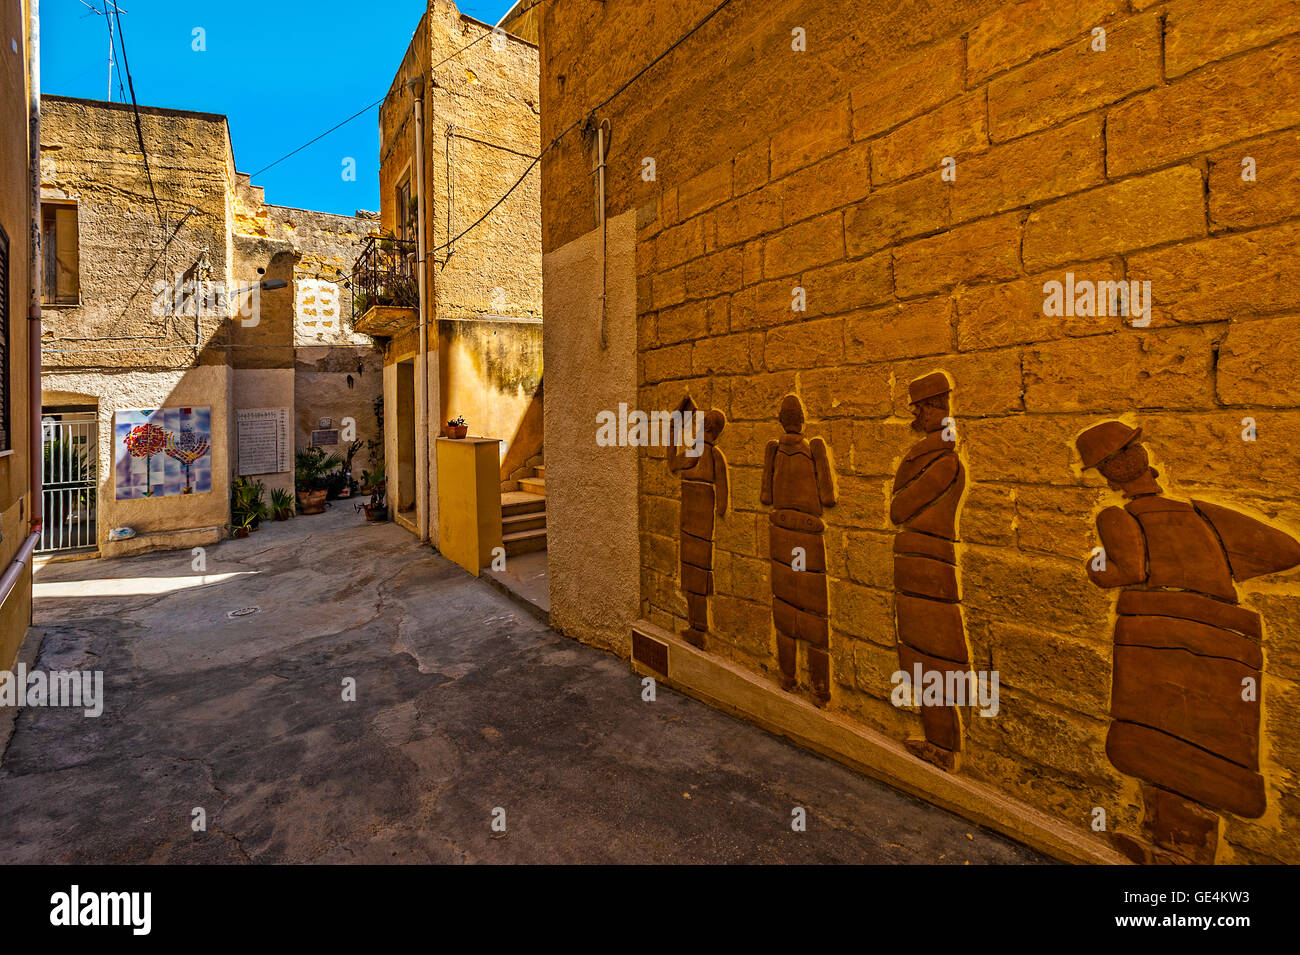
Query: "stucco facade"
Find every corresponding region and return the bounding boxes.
[366,0,542,547]
[538,0,1300,863]
[37,96,380,557]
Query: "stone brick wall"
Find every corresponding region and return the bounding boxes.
[545,0,1300,862]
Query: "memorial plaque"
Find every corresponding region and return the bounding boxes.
[237,407,291,476]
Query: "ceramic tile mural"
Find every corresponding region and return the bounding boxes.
[114,407,212,500]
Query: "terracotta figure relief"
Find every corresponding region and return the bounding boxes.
[760,395,837,705]
[890,372,971,772]
[668,396,729,650]
[1076,420,1300,864]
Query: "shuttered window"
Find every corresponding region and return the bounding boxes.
[40,202,79,305]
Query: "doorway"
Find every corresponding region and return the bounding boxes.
[39,407,98,553]
[396,359,416,514]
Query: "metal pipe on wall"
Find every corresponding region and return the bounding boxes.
[409,74,430,543]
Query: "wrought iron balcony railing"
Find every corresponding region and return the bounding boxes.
[351,235,419,318]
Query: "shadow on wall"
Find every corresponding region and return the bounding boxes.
[437,319,543,472]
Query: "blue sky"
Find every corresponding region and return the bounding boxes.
[41,0,515,215]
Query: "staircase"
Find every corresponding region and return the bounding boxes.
[501,462,546,556]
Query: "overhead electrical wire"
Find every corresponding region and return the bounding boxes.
[109,1,165,235]
[430,0,738,254]
[250,13,507,180]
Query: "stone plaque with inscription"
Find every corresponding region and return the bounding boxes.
[237,407,291,476]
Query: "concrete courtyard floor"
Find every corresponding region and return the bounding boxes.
[1,506,1046,864]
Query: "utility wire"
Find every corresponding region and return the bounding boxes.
[251,15,506,180]
[430,0,738,254]
[110,2,165,235]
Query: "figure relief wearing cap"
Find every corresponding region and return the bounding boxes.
[889,371,972,772]
[1076,419,1300,864]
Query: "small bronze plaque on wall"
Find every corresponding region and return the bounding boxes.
[632,631,669,676]
[311,429,340,447]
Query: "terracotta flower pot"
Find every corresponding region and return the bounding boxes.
[452,425,468,439]
[297,489,328,515]
[233,527,250,539]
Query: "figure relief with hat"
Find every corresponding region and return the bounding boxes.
[890,372,972,771]
[1076,420,1300,864]
[668,395,729,650]
[760,394,837,705]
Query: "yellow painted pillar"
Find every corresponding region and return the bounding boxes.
[435,437,503,576]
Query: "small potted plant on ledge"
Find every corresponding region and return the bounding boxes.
[270,487,295,521]
[360,461,388,522]
[446,415,468,439]
[296,447,342,515]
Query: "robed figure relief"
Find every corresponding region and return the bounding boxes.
[760,395,837,705]
[890,372,971,772]
[668,396,729,650]
[1077,420,1300,864]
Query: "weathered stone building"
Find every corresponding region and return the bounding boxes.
[38,95,380,558]
[358,0,542,556]
[538,0,1300,863]
[0,0,37,668]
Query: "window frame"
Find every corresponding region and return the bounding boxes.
[40,199,81,307]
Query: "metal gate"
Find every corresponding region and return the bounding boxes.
[39,409,98,554]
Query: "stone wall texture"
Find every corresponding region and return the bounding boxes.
[540,0,1300,862]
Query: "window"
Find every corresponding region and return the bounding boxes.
[0,225,9,451]
[396,178,414,243]
[41,201,79,305]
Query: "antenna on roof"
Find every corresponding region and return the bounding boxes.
[76,0,129,102]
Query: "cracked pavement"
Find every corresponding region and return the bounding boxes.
[0,506,1047,864]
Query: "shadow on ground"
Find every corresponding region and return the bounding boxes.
[0,506,1048,864]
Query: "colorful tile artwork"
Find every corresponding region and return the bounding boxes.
[114,407,212,500]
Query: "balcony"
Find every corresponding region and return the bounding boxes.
[351,234,420,338]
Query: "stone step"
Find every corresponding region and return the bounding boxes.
[518,476,546,496]
[503,527,547,556]
[501,490,546,517]
[533,464,545,479]
[503,511,547,533]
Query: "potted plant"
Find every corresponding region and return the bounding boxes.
[230,477,265,537]
[338,439,363,499]
[248,479,268,530]
[446,415,468,439]
[360,461,388,523]
[270,487,295,521]
[295,447,343,515]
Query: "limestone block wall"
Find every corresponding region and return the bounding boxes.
[541,0,1300,862]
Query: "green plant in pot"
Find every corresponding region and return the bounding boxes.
[230,477,267,537]
[270,487,295,521]
[446,415,468,439]
[43,434,97,531]
[295,447,342,515]
[360,460,388,523]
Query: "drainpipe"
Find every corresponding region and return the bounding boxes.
[409,74,430,543]
[1,0,42,612]
[596,118,610,351]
